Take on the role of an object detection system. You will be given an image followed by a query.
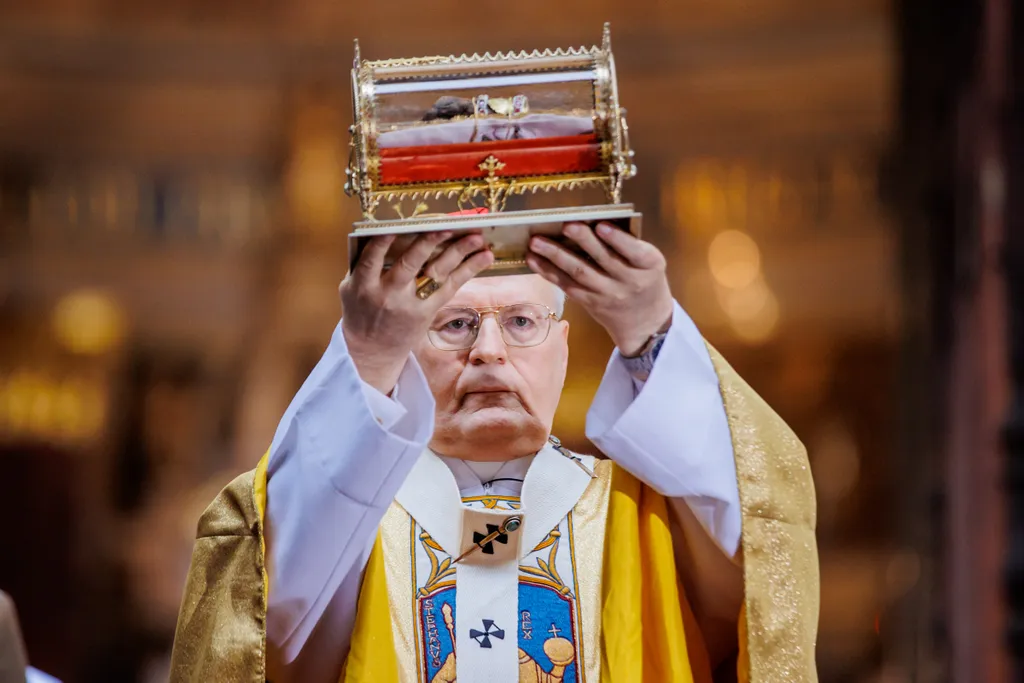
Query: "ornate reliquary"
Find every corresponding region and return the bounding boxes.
[345,24,640,275]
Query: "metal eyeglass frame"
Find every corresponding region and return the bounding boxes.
[427,303,560,351]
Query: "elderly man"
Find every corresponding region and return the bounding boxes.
[171,224,818,683]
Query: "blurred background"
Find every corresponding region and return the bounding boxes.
[0,0,1021,681]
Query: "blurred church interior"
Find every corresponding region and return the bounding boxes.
[0,0,1017,681]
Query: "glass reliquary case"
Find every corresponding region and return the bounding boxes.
[345,24,641,275]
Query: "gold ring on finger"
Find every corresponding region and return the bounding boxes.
[415,276,443,300]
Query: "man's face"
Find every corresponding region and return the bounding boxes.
[414,274,570,461]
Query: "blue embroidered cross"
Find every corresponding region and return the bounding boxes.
[469,619,505,648]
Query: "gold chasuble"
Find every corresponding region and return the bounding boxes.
[170,350,819,683]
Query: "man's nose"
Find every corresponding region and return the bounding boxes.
[468,317,507,364]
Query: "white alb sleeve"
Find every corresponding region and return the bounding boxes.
[585,301,742,556]
[264,321,435,683]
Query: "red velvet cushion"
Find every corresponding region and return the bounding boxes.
[378,133,602,185]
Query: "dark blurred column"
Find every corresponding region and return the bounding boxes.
[883,3,966,677]
[946,0,1014,678]
[885,0,1014,680]
[1004,0,1024,677]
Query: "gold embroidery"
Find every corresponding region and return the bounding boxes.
[517,635,576,682]
[461,495,521,510]
[418,531,456,595]
[520,529,572,596]
[709,346,819,682]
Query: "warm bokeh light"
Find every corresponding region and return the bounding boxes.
[684,167,729,232]
[51,289,126,356]
[727,291,780,343]
[716,275,772,320]
[0,371,106,442]
[713,274,781,344]
[707,229,762,290]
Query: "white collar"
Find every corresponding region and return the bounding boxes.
[438,454,535,498]
[396,443,595,558]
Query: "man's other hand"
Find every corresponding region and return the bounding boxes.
[341,231,493,394]
[526,222,673,356]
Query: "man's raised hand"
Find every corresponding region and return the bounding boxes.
[341,231,494,394]
[526,222,673,357]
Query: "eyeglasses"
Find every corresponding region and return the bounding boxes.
[427,303,559,351]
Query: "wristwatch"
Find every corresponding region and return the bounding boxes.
[619,331,667,381]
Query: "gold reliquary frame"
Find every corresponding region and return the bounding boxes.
[344,23,640,276]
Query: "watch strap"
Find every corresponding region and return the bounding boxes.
[619,331,667,381]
